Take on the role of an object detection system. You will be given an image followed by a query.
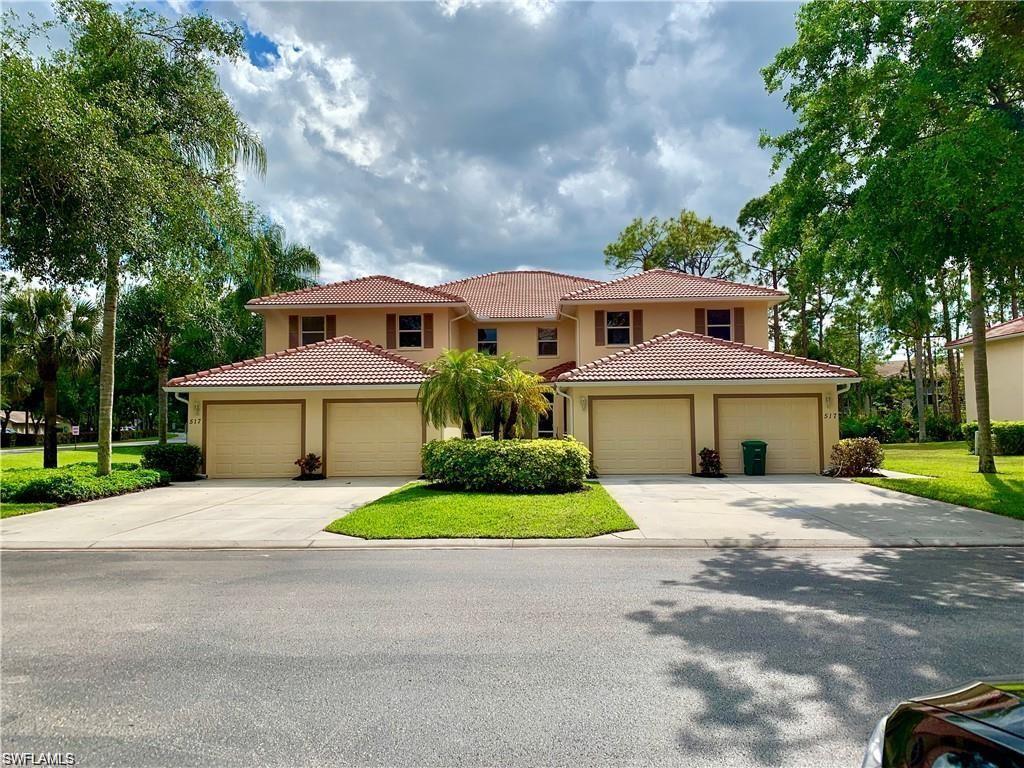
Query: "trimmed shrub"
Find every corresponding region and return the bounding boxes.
[961,421,1024,455]
[925,412,957,442]
[828,437,884,477]
[840,413,913,443]
[422,437,590,493]
[141,443,203,481]
[1,463,169,504]
[697,447,724,477]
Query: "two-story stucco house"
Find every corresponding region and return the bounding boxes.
[166,268,859,478]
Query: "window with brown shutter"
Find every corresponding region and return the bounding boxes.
[288,315,299,348]
[705,309,732,340]
[632,309,644,344]
[695,308,706,335]
[594,310,606,346]
[423,313,434,348]
[733,307,745,344]
[326,314,337,340]
[386,313,397,348]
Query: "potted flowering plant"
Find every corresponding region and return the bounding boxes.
[694,447,726,478]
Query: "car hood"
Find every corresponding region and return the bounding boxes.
[911,680,1024,740]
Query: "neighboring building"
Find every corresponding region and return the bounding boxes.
[875,357,949,408]
[167,269,859,478]
[947,316,1024,422]
[3,411,68,434]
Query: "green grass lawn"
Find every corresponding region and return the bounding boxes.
[0,445,145,470]
[858,441,1024,519]
[1,502,58,519]
[326,481,637,539]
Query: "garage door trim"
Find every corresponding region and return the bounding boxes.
[321,398,426,478]
[202,399,306,475]
[713,393,824,472]
[587,394,696,473]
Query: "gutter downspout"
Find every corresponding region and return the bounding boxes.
[553,384,573,437]
[448,307,471,348]
[836,383,852,395]
[558,307,580,368]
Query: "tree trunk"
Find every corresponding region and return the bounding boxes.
[492,407,502,440]
[939,275,962,424]
[771,269,782,351]
[913,336,928,442]
[969,265,997,473]
[461,417,475,440]
[156,334,171,445]
[42,373,59,469]
[1,409,11,435]
[97,253,120,476]
[503,402,519,440]
[926,336,939,418]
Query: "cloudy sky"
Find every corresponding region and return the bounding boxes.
[28,0,804,284]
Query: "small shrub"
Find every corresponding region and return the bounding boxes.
[1,463,168,504]
[697,447,724,477]
[141,443,202,481]
[839,416,867,439]
[925,412,957,442]
[422,437,590,493]
[828,437,885,477]
[294,452,323,477]
[961,421,1024,455]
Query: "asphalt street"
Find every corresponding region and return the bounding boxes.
[2,547,1022,767]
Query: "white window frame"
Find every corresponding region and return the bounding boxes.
[605,311,631,346]
[397,314,424,349]
[705,308,732,341]
[537,327,558,357]
[477,328,498,355]
[301,315,327,346]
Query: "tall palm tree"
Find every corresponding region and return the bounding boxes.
[232,216,321,305]
[418,349,488,439]
[489,367,553,439]
[2,288,100,467]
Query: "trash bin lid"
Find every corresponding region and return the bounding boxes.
[741,440,767,448]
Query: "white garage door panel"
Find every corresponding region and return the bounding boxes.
[592,398,692,475]
[717,397,820,474]
[327,401,422,477]
[206,402,302,478]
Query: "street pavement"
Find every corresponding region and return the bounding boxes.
[2,547,1022,767]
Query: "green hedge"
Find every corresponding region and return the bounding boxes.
[961,421,1024,455]
[422,438,590,493]
[0,463,168,505]
[141,443,202,481]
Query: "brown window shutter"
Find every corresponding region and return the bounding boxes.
[423,313,434,349]
[632,309,644,345]
[386,313,397,349]
[733,307,745,343]
[595,310,605,346]
[288,315,299,348]
[695,308,706,335]
[326,314,337,340]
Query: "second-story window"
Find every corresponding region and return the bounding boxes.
[606,311,631,346]
[301,316,326,346]
[537,327,558,356]
[398,314,423,348]
[478,328,498,355]
[706,309,732,341]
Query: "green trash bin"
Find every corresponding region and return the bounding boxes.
[741,440,767,476]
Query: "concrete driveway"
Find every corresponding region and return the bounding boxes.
[0,478,410,549]
[599,475,1024,547]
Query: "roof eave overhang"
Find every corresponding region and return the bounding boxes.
[560,294,788,306]
[555,377,861,387]
[947,330,1024,349]
[165,383,424,393]
[244,301,467,312]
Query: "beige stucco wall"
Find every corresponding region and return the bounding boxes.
[260,307,457,364]
[557,381,841,472]
[573,300,772,367]
[451,318,577,372]
[960,336,1024,422]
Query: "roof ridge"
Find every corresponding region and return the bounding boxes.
[556,329,857,380]
[166,335,427,386]
[247,274,463,306]
[560,267,786,300]
[948,314,1024,345]
[435,269,600,288]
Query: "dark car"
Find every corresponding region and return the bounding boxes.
[862,680,1024,768]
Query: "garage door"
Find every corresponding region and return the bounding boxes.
[205,402,303,478]
[325,401,422,477]
[716,396,820,474]
[591,397,692,474]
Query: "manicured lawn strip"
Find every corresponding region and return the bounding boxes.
[0,445,145,470]
[1,502,58,519]
[326,481,637,539]
[857,441,1023,520]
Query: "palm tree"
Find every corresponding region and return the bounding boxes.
[418,349,489,439]
[232,216,321,305]
[2,288,100,467]
[489,367,553,439]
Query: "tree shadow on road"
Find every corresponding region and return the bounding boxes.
[626,547,1024,766]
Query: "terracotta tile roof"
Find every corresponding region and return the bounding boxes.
[166,336,427,388]
[536,360,577,382]
[561,268,786,302]
[246,275,464,307]
[435,270,600,319]
[557,330,858,382]
[947,316,1024,348]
